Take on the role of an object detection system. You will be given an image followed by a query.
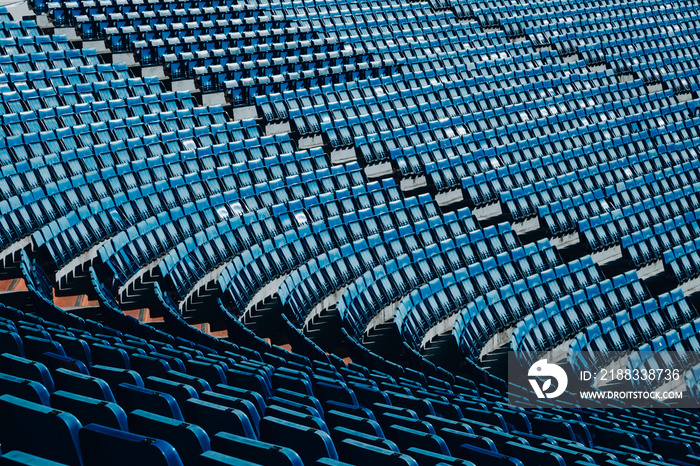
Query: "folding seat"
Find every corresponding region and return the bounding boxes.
[50,390,128,431]
[505,442,566,466]
[0,450,80,465]
[385,425,450,456]
[0,353,54,393]
[376,410,435,435]
[268,393,324,421]
[0,372,50,406]
[51,366,115,402]
[272,369,313,395]
[406,447,474,466]
[199,391,260,436]
[437,423,499,452]
[128,409,210,466]
[457,443,524,466]
[0,395,82,466]
[211,432,302,466]
[0,329,24,356]
[80,423,183,466]
[347,381,390,407]
[342,435,424,465]
[184,398,256,439]
[115,382,184,421]
[212,384,266,418]
[385,391,435,418]
[39,352,89,375]
[21,335,66,362]
[259,416,337,465]
[127,354,170,378]
[88,342,131,369]
[268,401,332,435]
[325,410,384,438]
[314,381,358,407]
[185,360,227,387]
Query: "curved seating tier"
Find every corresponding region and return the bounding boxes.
[2,0,700,463]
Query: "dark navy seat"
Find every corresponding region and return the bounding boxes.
[79,423,183,466]
[211,432,303,466]
[129,409,211,466]
[50,390,128,431]
[0,394,82,465]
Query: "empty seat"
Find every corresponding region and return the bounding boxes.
[259,416,338,465]
[115,383,184,421]
[41,353,89,376]
[145,376,199,407]
[338,439,418,466]
[505,442,566,466]
[129,410,210,466]
[0,330,24,356]
[331,426,399,453]
[385,425,451,456]
[52,368,116,403]
[439,428,497,454]
[0,353,54,393]
[211,432,303,466]
[457,444,524,466]
[213,384,266,417]
[0,450,69,465]
[406,447,476,466]
[130,354,172,377]
[325,410,384,438]
[265,404,329,434]
[22,336,65,361]
[184,398,256,439]
[195,451,263,466]
[199,391,261,436]
[90,344,130,369]
[50,390,128,431]
[0,372,50,406]
[80,423,183,466]
[90,365,143,388]
[0,394,82,465]
[163,371,211,393]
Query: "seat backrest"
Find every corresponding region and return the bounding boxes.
[211,431,303,466]
[80,423,183,466]
[115,382,184,421]
[0,329,24,357]
[0,371,50,406]
[259,416,337,465]
[199,391,261,436]
[195,451,263,466]
[338,438,418,466]
[51,390,128,431]
[0,394,82,465]
[0,352,54,393]
[184,398,256,440]
[53,368,116,402]
[129,409,210,466]
[386,424,451,457]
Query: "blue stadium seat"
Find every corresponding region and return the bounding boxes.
[0,451,69,465]
[211,432,303,466]
[50,390,127,431]
[338,439,418,466]
[259,416,338,464]
[0,394,82,465]
[79,423,183,466]
[129,410,210,466]
[184,398,256,440]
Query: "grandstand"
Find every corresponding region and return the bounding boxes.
[1,0,700,463]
